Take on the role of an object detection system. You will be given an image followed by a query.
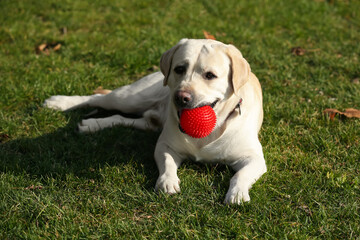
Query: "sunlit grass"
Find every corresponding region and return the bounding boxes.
[0,0,359,238]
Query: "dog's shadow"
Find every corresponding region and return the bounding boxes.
[0,109,159,189]
[1,108,232,195]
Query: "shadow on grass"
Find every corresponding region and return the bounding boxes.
[0,110,161,189]
[1,109,233,192]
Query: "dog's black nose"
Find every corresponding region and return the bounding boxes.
[175,90,193,108]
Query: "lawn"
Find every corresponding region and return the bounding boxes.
[0,0,359,239]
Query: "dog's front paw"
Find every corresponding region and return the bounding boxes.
[78,119,101,133]
[224,186,250,204]
[155,175,180,194]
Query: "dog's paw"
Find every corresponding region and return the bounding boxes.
[77,119,101,133]
[155,175,180,194]
[43,95,75,111]
[224,187,250,204]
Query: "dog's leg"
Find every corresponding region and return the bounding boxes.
[44,94,105,111]
[94,72,167,113]
[224,153,267,204]
[44,72,167,114]
[154,142,183,194]
[77,113,161,133]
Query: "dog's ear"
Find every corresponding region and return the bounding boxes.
[225,44,251,96]
[160,38,187,86]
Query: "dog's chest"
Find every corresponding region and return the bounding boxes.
[182,134,238,164]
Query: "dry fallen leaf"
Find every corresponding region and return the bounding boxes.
[291,47,320,56]
[52,43,61,51]
[93,86,112,95]
[291,47,306,56]
[25,185,43,190]
[323,108,360,120]
[203,30,216,40]
[35,42,62,55]
[37,43,47,52]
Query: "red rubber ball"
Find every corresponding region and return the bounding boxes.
[180,105,217,138]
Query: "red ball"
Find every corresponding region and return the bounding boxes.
[179,105,217,138]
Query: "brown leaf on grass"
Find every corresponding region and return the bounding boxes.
[323,108,360,120]
[291,47,306,56]
[37,43,47,52]
[93,86,112,95]
[25,185,43,190]
[291,46,320,56]
[35,42,62,55]
[203,30,216,40]
[52,43,61,51]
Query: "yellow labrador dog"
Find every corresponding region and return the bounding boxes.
[44,39,266,204]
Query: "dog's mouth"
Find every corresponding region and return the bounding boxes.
[178,100,218,133]
[177,99,218,119]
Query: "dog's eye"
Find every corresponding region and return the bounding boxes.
[204,72,217,80]
[174,66,186,75]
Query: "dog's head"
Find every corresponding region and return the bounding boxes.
[160,39,251,125]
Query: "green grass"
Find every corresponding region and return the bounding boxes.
[1,0,359,238]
